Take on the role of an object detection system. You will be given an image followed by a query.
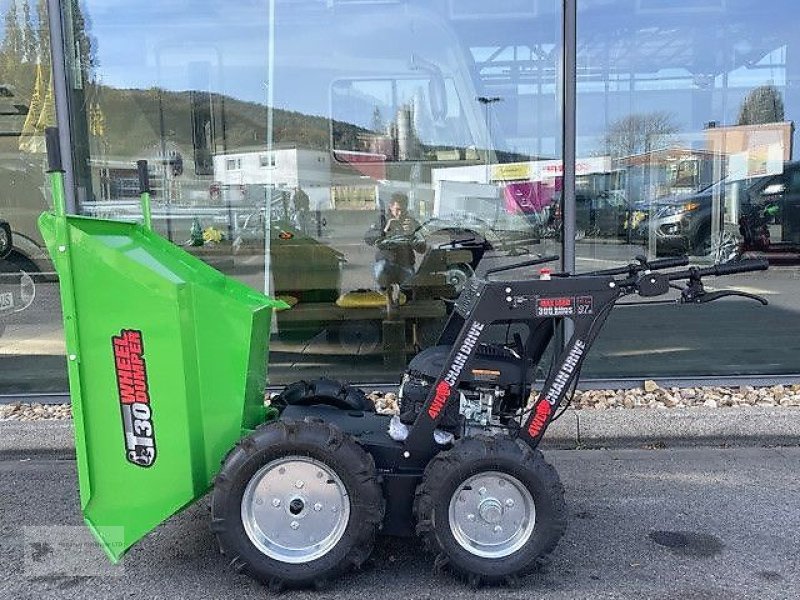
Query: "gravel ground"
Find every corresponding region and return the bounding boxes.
[369,382,800,413]
[3,381,800,421]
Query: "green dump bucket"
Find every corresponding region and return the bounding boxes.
[39,131,287,562]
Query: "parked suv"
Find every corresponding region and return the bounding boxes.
[638,161,800,257]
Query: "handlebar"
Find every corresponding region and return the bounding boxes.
[666,258,769,281]
[586,255,689,276]
[705,258,769,276]
[647,256,692,271]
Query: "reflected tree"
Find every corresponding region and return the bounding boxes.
[22,0,35,63]
[737,85,784,126]
[371,106,384,133]
[604,111,679,157]
[36,0,48,65]
[0,0,23,80]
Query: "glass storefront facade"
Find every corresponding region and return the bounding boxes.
[575,0,800,378]
[0,0,63,393]
[1,0,799,395]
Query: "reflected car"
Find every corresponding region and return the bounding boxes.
[419,214,538,257]
[0,220,11,259]
[0,161,51,271]
[550,190,635,240]
[575,189,634,238]
[634,162,800,257]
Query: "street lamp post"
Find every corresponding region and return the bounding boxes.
[477,96,502,183]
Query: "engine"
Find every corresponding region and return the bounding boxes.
[398,343,529,436]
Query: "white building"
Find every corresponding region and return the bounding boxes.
[213,146,333,209]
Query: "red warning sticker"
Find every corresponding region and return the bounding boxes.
[536,296,575,317]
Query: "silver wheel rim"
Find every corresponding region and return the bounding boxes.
[448,471,536,558]
[241,456,350,564]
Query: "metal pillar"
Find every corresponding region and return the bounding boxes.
[46,0,77,213]
[561,0,577,348]
[561,0,577,275]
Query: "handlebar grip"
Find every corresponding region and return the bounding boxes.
[646,256,690,270]
[45,127,63,173]
[137,160,150,194]
[707,258,769,276]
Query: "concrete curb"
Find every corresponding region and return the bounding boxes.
[2,406,800,457]
[544,406,800,449]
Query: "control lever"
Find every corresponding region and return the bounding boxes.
[678,267,768,305]
[684,290,769,305]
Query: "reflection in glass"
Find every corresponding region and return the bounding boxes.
[7,0,800,394]
[576,0,800,378]
[0,0,66,394]
[265,0,562,382]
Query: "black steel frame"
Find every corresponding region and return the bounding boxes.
[398,256,769,469]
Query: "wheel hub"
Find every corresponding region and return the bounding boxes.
[448,471,535,558]
[241,456,350,564]
[289,497,305,515]
[478,498,503,524]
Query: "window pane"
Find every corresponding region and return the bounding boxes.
[268,0,562,383]
[53,0,562,388]
[577,0,800,378]
[0,0,66,394]
[64,1,273,366]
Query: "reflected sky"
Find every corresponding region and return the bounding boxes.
[71,0,800,155]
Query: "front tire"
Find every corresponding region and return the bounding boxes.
[413,436,567,585]
[211,420,384,590]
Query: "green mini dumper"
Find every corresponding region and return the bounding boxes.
[41,128,771,589]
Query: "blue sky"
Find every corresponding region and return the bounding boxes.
[15,0,798,156]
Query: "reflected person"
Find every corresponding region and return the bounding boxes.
[364,192,426,291]
[291,185,310,233]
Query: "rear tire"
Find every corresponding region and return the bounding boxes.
[413,436,566,585]
[211,420,384,590]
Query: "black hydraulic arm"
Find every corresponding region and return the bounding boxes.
[518,286,619,448]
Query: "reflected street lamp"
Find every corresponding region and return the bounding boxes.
[477,96,502,183]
